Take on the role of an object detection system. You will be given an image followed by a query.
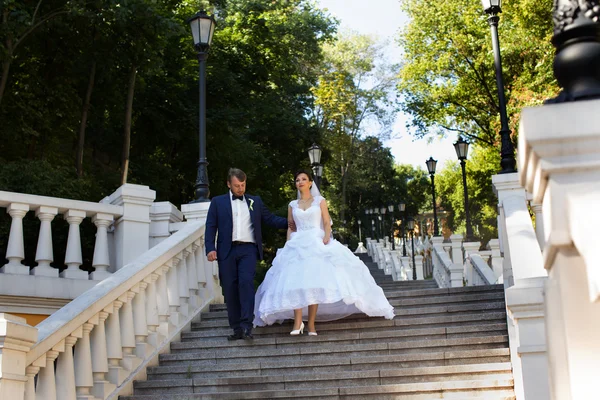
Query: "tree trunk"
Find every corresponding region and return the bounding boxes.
[0,10,13,108]
[76,61,96,178]
[120,65,137,185]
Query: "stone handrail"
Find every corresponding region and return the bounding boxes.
[466,253,497,286]
[431,241,454,287]
[0,219,221,400]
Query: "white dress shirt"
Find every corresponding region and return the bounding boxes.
[230,191,255,243]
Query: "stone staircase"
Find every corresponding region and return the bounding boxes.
[122,254,514,399]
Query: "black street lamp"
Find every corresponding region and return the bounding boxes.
[547,2,600,103]
[425,157,439,236]
[388,204,395,250]
[481,0,517,174]
[308,143,323,189]
[454,137,475,241]
[374,208,380,239]
[407,217,417,280]
[369,209,376,239]
[398,201,407,256]
[380,206,387,242]
[189,10,216,203]
[357,219,362,243]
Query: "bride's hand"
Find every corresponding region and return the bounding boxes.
[323,235,330,245]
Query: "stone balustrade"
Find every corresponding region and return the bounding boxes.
[0,191,123,280]
[0,219,221,400]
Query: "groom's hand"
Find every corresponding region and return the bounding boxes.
[207,251,217,262]
[288,220,296,231]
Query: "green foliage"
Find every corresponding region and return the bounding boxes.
[397,0,558,147]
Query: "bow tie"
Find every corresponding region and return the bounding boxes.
[232,195,244,201]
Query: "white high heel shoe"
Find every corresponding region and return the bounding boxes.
[290,322,304,336]
[308,331,318,336]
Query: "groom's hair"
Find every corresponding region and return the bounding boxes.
[228,168,247,182]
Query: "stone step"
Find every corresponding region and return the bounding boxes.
[192,302,506,331]
[201,292,505,321]
[183,311,507,340]
[159,335,508,366]
[133,362,512,395]
[174,322,507,351]
[146,348,511,380]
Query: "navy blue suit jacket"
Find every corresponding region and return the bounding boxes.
[205,193,288,261]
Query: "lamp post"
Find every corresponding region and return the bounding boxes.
[380,207,387,244]
[189,11,216,203]
[374,208,380,239]
[308,143,323,189]
[370,209,376,239]
[398,201,407,256]
[481,0,517,174]
[407,217,416,280]
[357,219,362,243]
[425,157,439,236]
[454,137,475,241]
[388,204,395,250]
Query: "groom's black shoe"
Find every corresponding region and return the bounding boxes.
[243,328,254,340]
[227,330,244,341]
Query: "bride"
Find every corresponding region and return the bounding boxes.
[253,170,394,335]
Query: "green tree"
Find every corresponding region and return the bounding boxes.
[397,0,557,148]
[312,31,397,223]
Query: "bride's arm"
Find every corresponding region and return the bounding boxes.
[320,199,332,244]
[286,205,293,241]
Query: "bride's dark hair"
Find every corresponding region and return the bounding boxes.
[294,169,314,182]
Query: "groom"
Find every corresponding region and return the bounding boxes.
[205,168,289,340]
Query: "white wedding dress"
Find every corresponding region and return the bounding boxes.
[253,196,395,326]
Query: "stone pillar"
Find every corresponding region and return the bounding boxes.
[519,98,600,400]
[62,210,88,279]
[90,213,114,280]
[0,314,38,400]
[181,202,210,222]
[56,335,78,400]
[32,206,58,277]
[1,204,30,274]
[74,321,95,399]
[149,202,183,248]
[106,184,156,270]
[449,234,464,288]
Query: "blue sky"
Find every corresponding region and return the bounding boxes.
[317,0,458,170]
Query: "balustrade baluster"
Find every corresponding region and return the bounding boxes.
[176,253,190,316]
[74,321,95,399]
[90,214,114,280]
[32,206,58,277]
[186,246,199,307]
[118,292,141,372]
[106,300,126,385]
[61,210,88,279]
[25,365,40,400]
[155,265,172,336]
[132,282,152,359]
[1,203,30,274]
[35,348,60,400]
[194,242,207,287]
[56,336,78,400]
[145,274,161,346]
[165,259,181,326]
[91,310,115,399]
